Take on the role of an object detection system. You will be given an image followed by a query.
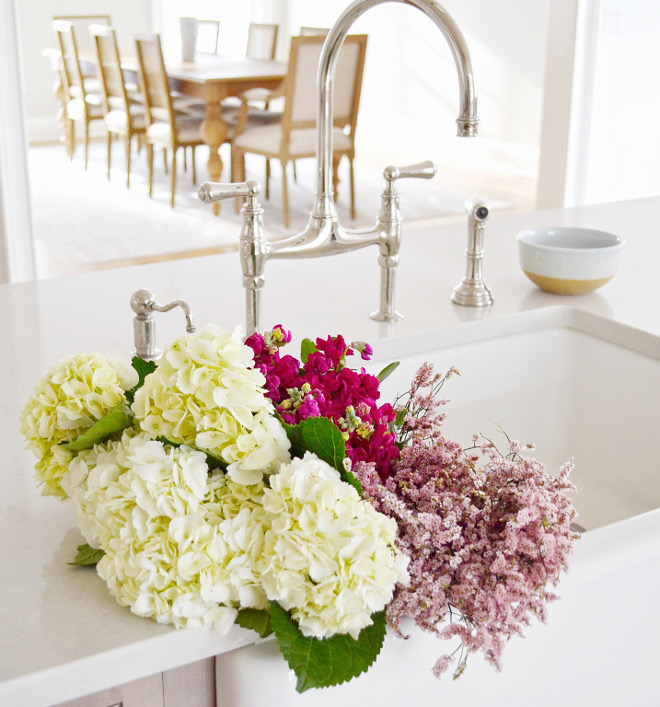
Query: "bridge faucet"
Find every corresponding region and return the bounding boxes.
[198,0,478,335]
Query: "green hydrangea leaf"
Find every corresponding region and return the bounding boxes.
[125,356,157,404]
[300,338,318,364]
[300,416,345,471]
[278,416,305,458]
[62,403,133,451]
[376,361,400,383]
[269,602,387,692]
[155,436,227,472]
[235,608,273,638]
[279,416,362,494]
[69,543,105,566]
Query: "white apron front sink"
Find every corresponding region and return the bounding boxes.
[214,307,660,707]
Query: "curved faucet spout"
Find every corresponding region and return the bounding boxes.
[271,0,478,258]
[199,0,478,334]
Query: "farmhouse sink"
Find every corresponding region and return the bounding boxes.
[371,306,660,532]
[215,306,660,707]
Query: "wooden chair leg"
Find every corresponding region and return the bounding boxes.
[65,118,75,161]
[126,136,132,188]
[170,149,177,208]
[191,147,196,185]
[332,157,340,200]
[233,148,246,213]
[106,132,112,181]
[83,121,90,170]
[282,161,290,228]
[349,157,356,220]
[265,159,271,200]
[147,144,154,198]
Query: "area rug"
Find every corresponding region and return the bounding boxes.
[28,141,506,270]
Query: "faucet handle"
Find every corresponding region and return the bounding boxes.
[198,180,261,207]
[383,160,437,184]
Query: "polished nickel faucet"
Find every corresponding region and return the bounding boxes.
[199,0,478,335]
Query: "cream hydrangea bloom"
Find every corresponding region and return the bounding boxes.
[257,452,410,640]
[20,352,138,499]
[132,324,290,484]
[67,430,269,631]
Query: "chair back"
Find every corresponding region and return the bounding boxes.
[53,14,111,55]
[282,34,367,137]
[196,19,220,54]
[246,23,279,61]
[90,25,130,114]
[52,20,87,103]
[300,27,329,36]
[134,34,176,127]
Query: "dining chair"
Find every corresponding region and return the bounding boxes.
[231,34,368,228]
[134,33,206,208]
[246,23,279,61]
[196,19,221,55]
[91,25,146,188]
[52,19,106,169]
[220,22,281,126]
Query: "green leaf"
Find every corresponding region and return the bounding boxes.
[69,543,105,566]
[300,338,318,364]
[61,403,133,451]
[300,416,346,472]
[279,416,362,494]
[155,436,227,472]
[279,418,306,459]
[269,602,387,692]
[376,361,400,383]
[235,608,273,638]
[125,356,157,404]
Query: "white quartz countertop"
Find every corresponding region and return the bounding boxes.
[2,196,660,706]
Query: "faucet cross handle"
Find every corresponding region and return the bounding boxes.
[198,180,269,337]
[383,160,437,188]
[371,161,437,323]
[198,179,261,208]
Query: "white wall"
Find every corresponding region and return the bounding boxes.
[286,0,550,177]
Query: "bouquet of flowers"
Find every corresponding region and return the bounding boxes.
[20,323,578,692]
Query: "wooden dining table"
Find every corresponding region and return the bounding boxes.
[166,55,286,203]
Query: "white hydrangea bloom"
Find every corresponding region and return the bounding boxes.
[68,430,269,631]
[132,324,290,483]
[258,452,410,640]
[20,352,135,499]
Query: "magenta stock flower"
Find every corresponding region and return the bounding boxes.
[246,326,400,477]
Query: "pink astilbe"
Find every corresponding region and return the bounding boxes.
[245,326,399,476]
[353,363,579,679]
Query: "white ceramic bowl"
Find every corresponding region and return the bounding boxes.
[517,227,625,295]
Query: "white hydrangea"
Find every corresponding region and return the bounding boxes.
[20,351,138,499]
[132,324,290,484]
[67,430,269,631]
[257,452,410,639]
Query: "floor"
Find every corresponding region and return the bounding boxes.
[28,138,538,280]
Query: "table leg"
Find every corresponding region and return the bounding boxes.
[201,102,227,215]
